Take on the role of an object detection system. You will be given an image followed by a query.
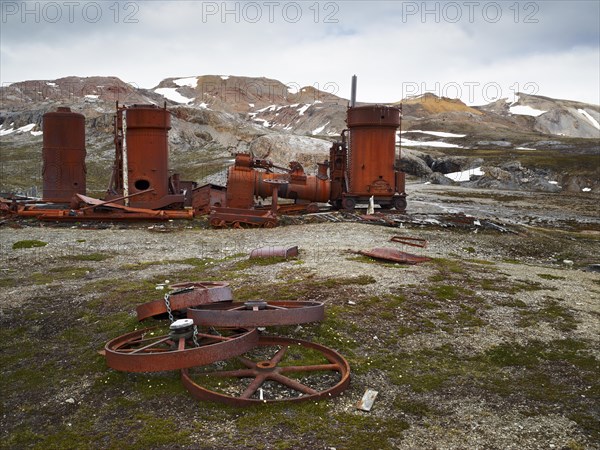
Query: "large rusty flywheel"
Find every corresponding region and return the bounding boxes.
[181,336,350,406]
[104,321,258,372]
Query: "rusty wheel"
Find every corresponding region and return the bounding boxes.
[136,282,233,321]
[341,197,356,211]
[181,336,350,406]
[263,220,276,228]
[393,196,407,211]
[187,300,325,327]
[104,321,258,372]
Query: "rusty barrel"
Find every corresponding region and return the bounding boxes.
[125,105,171,204]
[42,107,86,202]
[346,105,400,196]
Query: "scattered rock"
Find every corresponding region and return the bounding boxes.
[428,172,455,185]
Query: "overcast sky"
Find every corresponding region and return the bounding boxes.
[1,0,599,105]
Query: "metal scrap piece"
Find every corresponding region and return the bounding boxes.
[249,246,299,259]
[357,389,378,411]
[357,247,431,264]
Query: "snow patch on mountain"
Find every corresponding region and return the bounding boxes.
[402,130,466,138]
[174,77,198,88]
[154,88,194,104]
[509,105,547,117]
[445,167,484,182]
[312,122,329,135]
[578,109,600,130]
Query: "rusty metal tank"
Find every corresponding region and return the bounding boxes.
[42,107,86,202]
[125,105,170,205]
[346,105,400,197]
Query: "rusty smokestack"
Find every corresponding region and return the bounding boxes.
[350,75,357,107]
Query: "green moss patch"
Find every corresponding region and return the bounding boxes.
[12,239,47,249]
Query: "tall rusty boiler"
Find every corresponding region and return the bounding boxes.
[343,104,405,210]
[125,104,171,208]
[42,107,86,203]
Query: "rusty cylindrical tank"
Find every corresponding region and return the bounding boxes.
[42,107,86,202]
[125,105,170,205]
[346,105,400,198]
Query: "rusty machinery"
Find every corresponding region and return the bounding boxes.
[225,76,406,213]
[14,104,197,220]
[103,281,350,405]
[7,76,406,222]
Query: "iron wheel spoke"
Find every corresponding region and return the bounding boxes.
[279,363,340,373]
[269,373,318,395]
[240,374,267,399]
[269,346,289,365]
[126,336,172,354]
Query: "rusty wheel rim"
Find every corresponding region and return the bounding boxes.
[181,336,350,406]
[187,301,325,327]
[136,281,233,321]
[104,326,258,372]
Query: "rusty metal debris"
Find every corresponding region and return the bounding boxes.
[390,236,428,248]
[181,336,351,406]
[357,247,431,265]
[249,246,299,259]
[104,324,258,373]
[187,301,325,328]
[209,207,277,228]
[136,282,233,321]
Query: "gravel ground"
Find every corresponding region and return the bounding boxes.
[1,184,599,449]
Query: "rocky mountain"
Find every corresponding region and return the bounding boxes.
[1,75,598,196]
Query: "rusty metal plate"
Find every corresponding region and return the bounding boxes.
[187,301,324,327]
[104,326,258,373]
[181,336,351,406]
[358,247,431,264]
[249,246,299,259]
[136,282,233,321]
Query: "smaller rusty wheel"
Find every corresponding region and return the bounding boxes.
[263,220,276,228]
[136,282,233,321]
[341,197,356,211]
[104,323,258,372]
[393,196,407,211]
[187,300,325,327]
[181,336,350,405]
